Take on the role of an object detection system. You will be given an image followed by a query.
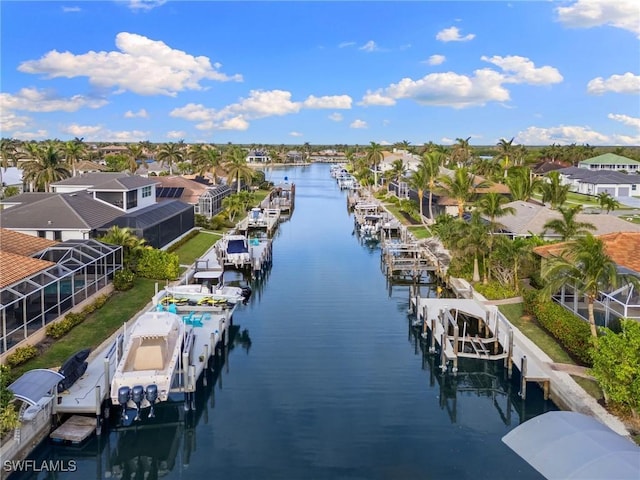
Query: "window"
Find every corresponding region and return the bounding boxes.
[54,231,62,241]
[142,186,152,198]
[633,185,637,191]
[37,231,46,238]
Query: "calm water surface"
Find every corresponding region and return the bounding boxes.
[20,164,555,480]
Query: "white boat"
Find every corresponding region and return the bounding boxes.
[111,310,189,421]
[219,234,251,267]
[157,280,250,307]
[247,207,267,228]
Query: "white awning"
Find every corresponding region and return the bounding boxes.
[9,369,64,406]
[194,270,223,279]
[502,411,640,479]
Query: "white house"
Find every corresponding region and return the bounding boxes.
[558,167,640,198]
[578,153,640,173]
[246,150,270,163]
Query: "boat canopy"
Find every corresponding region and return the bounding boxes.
[227,239,248,254]
[502,411,640,480]
[9,369,64,406]
[194,270,224,280]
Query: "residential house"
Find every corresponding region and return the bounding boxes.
[246,150,270,163]
[0,172,194,248]
[557,167,640,198]
[533,232,640,326]
[577,153,640,173]
[489,200,640,240]
[0,228,121,355]
[154,175,232,217]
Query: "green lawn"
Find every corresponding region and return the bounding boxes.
[407,226,432,239]
[172,231,220,265]
[498,303,576,364]
[13,278,159,375]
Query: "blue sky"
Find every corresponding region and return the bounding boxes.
[1,0,639,146]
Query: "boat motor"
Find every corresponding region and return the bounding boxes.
[118,386,131,420]
[146,384,158,419]
[131,385,144,421]
[241,286,252,304]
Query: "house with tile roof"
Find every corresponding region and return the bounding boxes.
[0,229,122,356]
[533,232,640,325]
[578,153,640,173]
[558,166,640,198]
[485,200,640,240]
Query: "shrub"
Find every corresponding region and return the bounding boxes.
[5,345,39,368]
[113,269,135,291]
[474,282,518,300]
[45,312,85,339]
[524,289,593,366]
[136,249,180,280]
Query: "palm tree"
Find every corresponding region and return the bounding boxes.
[492,236,538,291]
[193,146,222,182]
[385,159,407,185]
[495,137,515,179]
[365,141,384,187]
[98,225,149,271]
[542,234,628,338]
[438,166,487,218]
[0,138,21,189]
[64,138,87,177]
[408,166,429,221]
[477,192,516,262]
[125,143,144,174]
[222,194,245,222]
[540,171,570,209]
[451,137,473,167]
[22,141,71,192]
[422,151,444,220]
[457,210,489,282]
[224,146,254,193]
[506,167,542,202]
[597,192,620,213]
[156,142,185,175]
[543,205,596,241]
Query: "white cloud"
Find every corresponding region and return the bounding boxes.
[379,140,392,146]
[124,108,149,118]
[0,111,31,132]
[62,6,81,12]
[441,137,455,145]
[556,0,640,38]
[11,129,48,140]
[303,95,352,109]
[107,129,151,142]
[608,113,640,130]
[481,55,563,85]
[359,40,380,52]
[435,26,475,42]
[587,72,640,95]
[515,125,611,145]
[126,0,167,11]
[0,87,107,112]
[289,131,303,137]
[426,55,446,66]
[170,103,212,122]
[360,90,397,106]
[18,32,243,96]
[219,117,249,131]
[339,41,356,48]
[328,113,343,122]
[61,124,104,137]
[166,130,186,139]
[350,119,368,129]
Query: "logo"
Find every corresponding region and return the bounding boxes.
[3,459,77,473]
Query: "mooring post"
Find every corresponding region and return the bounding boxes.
[430,318,436,353]
[452,325,459,374]
[520,356,527,400]
[440,332,447,372]
[507,329,514,377]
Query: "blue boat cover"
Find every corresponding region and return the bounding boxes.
[227,239,248,254]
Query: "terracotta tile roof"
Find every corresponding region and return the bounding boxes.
[0,228,57,256]
[153,175,209,204]
[0,251,56,288]
[533,232,640,274]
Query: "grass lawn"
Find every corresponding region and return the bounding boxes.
[498,303,576,365]
[252,189,270,206]
[171,231,220,265]
[408,226,432,239]
[13,278,158,376]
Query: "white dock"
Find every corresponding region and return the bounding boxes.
[410,296,550,399]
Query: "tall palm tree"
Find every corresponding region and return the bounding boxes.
[0,138,21,189]
[495,137,515,179]
[365,141,384,187]
[22,141,71,192]
[194,146,222,183]
[156,142,185,175]
[125,143,144,174]
[422,151,444,220]
[224,146,254,193]
[408,166,429,221]
[438,166,486,218]
[542,234,628,338]
[477,192,516,255]
[98,225,149,271]
[540,171,570,209]
[385,159,407,185]
[456,211,489,282]
[506,167,541,202]
[543,205,595,241]
[64,140,86,177]
[451,137,473,167]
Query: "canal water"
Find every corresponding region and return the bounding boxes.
[18,163,555,479]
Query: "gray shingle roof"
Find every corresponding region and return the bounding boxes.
[0,191,122,229]
[559,167,640,184]
[52,172,157,191]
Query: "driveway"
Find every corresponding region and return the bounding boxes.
[617,196,640,209]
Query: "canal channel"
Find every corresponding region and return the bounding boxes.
[16,163,555,480]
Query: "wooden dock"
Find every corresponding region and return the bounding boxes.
[410,295,550,400]
[50,415,96,443]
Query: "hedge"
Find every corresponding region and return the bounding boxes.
[45,294,111,339]
[523,289,593,366]
[136,249,180,280]
[5,345,39,368]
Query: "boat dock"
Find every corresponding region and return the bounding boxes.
[236,207,280,236]
[409,294,550,400]
[214,234,273,278]
[261,182,295,213]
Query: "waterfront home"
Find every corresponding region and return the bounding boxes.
[246,150,270,163]
[0,228,122,356]
[533,232,640,326]
[577,153,640,173]
[0,172,194,247]
[488,201,640,240]
[557,166,640,199]
[153,175,232,218]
